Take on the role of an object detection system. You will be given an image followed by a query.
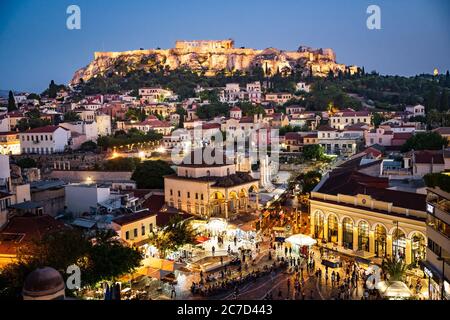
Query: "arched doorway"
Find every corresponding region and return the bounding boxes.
[358,220,370,252]
[327,214,338,244]
[410,232,426,266]
[210,192,225,217]
[228,191,238,213]
[392,228,406,261]
[342,217,354,249]
[238,189,247,210]
[374,224,387,258]
[313,211,324,239]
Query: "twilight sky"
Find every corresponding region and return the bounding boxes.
[0,0,449,92]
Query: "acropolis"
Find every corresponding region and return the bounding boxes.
[72,39,357,84]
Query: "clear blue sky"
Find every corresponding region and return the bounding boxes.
[0,0,449,93]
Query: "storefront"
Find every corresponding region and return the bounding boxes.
[342,217,353,249]
[392,229,406,260]
[374,224,387,258]
[358,221,370,252]
[327,215,338,245]
[422,262,450,300]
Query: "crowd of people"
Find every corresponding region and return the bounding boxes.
[190,260,288,297]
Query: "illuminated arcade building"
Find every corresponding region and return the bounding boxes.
[310,169,427,265]
[164,148,259,219]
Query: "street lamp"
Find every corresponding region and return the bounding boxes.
[392,220,399,260]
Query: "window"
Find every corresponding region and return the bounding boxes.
[133,228,138,237]
[170,189,173,196]
[125,231,130,240]
[187,192,190,198]
[201,194,204,200]
[195,193,198,200]
[178,191,181,197]
[141,225,145,236]
[149,223,153,233]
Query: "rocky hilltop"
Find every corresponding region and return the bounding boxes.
[71,39,357,85]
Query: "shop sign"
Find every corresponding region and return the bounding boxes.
[426,203,434,214]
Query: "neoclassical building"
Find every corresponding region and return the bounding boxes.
[310,169,427,265]
[164,148,259,219]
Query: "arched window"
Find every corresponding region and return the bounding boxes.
[342,217,354,249]
[327,215,338,244]
[375,225,387,257]
[358,221,370,252]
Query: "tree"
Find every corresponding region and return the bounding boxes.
[16,157,37,169]
[27,93,40,100]
[131,160,175,189]
[79,140,98,152]
[300,171,322,194]
[148,215,197,258]
[439,89,449,111]
[423,173,450,193]
[8,90,17,111]
[63,111,81,122]
[175,106,186,128]
[381,257,411,282]
[302,144,325,160]
[103,157,141,171]
[401,132,448,152]
[48,80,58,98]
[238,101,265,116]
[0,229,142,298]
[372,113,386,127]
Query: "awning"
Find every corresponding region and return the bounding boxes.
[377,281,412,299]
[285,234,317,247]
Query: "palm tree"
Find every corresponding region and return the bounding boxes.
[381,256,411,282]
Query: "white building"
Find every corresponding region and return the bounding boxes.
[59,121,98,142]
[64,183,111,215]
[95,113,112,136]
[296,82,311,93]
[329,109,372,130]
[19,126,71,154]
[317,125,362,156]
[0,115,11,132]
[139,88,176,104]
[405,104,425,118]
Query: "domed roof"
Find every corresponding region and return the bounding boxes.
[23,267,65,300]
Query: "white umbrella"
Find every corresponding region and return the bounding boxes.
[285,234,317,247]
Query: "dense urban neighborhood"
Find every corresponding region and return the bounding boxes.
[0,38,449,302]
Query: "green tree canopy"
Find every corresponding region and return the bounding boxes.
[63,111,81,122]
[148,215,197,258]
[8,90,17,112]
[79,140,98,152]
[131,160,175,189]
[423,173,450,193]
[16,157,37,169]
[401,132,448,152]
[0,229,142,298]
[302,144,325,160]
[103,157,141,171]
